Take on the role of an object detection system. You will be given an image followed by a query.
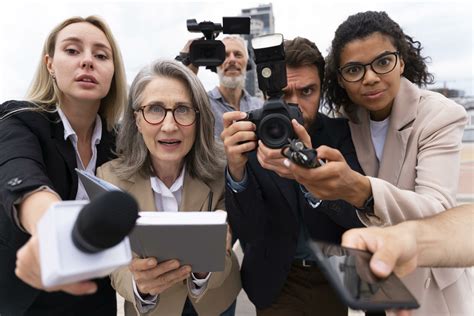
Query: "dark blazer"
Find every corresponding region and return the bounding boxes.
[226,113,364,309]
[0,100,117,316]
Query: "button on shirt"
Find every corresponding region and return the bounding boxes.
[57,108,102,200]
[208,87,263,138]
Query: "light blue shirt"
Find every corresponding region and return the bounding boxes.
[208,87,263,138]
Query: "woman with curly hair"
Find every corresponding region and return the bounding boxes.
[287,11,471,315]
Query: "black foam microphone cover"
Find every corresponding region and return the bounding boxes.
[72,191,139,253]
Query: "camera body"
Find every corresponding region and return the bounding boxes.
[246,34,303,149]
[247,100,302,149]
[186,17,250,67]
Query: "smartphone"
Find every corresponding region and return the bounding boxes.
[309,240,419,312]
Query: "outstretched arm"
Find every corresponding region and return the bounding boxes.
[342,204,474,278]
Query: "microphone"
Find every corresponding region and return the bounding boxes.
[72,191,138,253]
[37,191,138,288]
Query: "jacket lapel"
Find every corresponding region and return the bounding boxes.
[51,117,78,198]
[378,78,417,184]
[349,111,379,177]
[126,173,156,212]
[181,172,211,212]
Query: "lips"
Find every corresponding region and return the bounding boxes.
[76,74,98,84]
[158,139,181,145]
[225,65,240,72]
[363,89,385,97]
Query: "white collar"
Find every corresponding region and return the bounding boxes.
[150,165,186,196]
[57,107,102,145]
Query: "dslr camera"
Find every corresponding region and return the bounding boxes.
[186,17,250,67]
[246,34,303,149]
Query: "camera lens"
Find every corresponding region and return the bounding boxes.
[258,114,293,149]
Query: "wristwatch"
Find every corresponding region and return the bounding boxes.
[355,194,374,213]
[175,52,191,66]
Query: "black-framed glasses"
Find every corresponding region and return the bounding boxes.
[136,103,199,126]
[339,51,399,82]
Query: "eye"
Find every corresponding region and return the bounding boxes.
[65,48,79,55]
[147,104,164,114]
[95,53,109,60]
[175,105,192,114]
[376,56,392,67]
[301,88,313,96]
[343,65,363,75]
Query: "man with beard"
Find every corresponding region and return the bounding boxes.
[221,37,364,315]
[179,35,262,137]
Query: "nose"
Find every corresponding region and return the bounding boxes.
[81,52,94,70]
[226,52,237,63]
[160,110,178,132]
[361,66,380,85]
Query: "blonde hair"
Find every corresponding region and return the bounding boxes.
[26,15,127,130]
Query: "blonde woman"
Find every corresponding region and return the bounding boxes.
[0,16,127,315]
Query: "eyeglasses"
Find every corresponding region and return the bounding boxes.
[338,51,399,82]
[136,103,199,126]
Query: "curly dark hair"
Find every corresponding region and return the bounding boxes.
[324,11,434,120]
[284,37,325,86]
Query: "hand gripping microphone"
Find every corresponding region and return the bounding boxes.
[37,191,138,287]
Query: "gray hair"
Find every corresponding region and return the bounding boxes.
[222,35,249,59]
[113,59,226,183]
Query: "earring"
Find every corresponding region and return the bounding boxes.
[50,72,56,80]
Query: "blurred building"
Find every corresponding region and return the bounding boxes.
[241,4,275,97]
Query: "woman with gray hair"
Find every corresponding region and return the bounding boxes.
[97,59,241,316]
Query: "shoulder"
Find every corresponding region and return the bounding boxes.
[311,113,351,144]
[97,159,123,183]
[418,89,467,120]
[194,168,225,193]
[1,100,57,128]
[318,112,350,129]
[413,89,467,137]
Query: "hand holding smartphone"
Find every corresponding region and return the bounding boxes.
[309,240,419,312]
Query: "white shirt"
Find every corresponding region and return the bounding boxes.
[150,167,185,212]
[370,117,390,162]
[133,165,211,307]
[57,108,102,200]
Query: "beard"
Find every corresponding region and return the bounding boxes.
[217,67,246,89]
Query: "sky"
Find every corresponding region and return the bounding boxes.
[0,0,472,102]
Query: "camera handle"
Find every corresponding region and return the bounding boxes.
[281,138,325,169]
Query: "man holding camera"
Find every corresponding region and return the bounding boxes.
[179,35,263,137]
[222,37,364,315]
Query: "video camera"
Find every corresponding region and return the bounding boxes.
[245,34,303,149]
[186,17,250,67]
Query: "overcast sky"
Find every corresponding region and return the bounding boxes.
[0,0,472,102]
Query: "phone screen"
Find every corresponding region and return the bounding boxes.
[309,241,419,311]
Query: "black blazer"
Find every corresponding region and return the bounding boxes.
[0,100,117,316]
[226,113,364,309]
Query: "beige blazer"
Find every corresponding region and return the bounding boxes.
[349,78,472,315]
[97,160,241,316]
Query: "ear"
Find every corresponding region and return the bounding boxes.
[399,56,405,76]
[45,54,54,73]
[337,74,345,90]
[134,112,143,134]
